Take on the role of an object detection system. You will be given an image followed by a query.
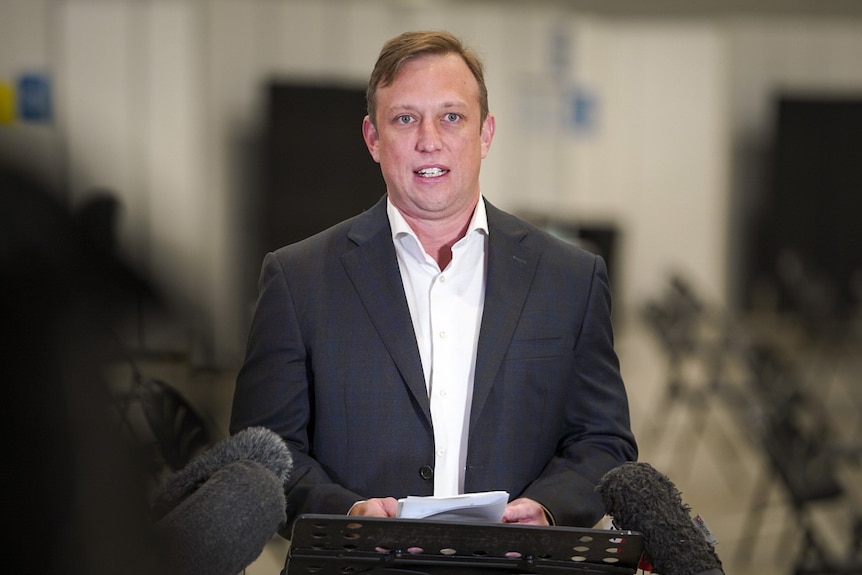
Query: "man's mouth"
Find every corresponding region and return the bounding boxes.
[415,167,449,178]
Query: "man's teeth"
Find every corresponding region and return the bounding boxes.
[417,167,447,177]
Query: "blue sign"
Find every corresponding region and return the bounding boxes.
[569,86,598,135]
[18,73,52,123]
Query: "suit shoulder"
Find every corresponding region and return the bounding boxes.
[269,197,388,262]
[271,217,353,257]
[489,204,600,265]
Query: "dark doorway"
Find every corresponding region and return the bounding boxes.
[257,83,385,260]
[748,96,862,319]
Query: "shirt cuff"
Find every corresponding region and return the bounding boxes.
[541,504,556,526]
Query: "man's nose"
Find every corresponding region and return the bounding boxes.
[416,119,441,152]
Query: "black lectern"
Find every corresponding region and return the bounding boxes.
[284,514,644,575]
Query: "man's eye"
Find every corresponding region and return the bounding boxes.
[444,113,460,122]
[396,115,413,125]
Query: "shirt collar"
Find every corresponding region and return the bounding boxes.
[387,196,489,242]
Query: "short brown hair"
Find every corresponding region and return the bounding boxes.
[366,30,489,127]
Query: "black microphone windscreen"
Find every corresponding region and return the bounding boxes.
[152,426,292,519]
[157,459,286,575]
[597,462,723,575]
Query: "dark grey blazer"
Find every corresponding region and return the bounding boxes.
[230,196,637,528]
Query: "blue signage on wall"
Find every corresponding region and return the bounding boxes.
[18,73,52,123]
[569,86,598,135]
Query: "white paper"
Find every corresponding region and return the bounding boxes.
[396,491,509,522]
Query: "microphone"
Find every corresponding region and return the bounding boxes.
[597,462,724,575]
[152,427,293,575]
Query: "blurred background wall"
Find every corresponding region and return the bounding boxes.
[2,0,862,368]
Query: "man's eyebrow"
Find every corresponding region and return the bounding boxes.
[386,99,469,112]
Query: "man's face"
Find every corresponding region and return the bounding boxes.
[362,53,495,224]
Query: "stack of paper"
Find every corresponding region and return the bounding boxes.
[396,491,509,522]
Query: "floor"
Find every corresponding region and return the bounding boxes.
[133,302,862,575]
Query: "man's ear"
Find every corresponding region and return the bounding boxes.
[480,113,495,159]
[362,116,381,163]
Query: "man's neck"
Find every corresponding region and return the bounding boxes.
[400,204,477,270]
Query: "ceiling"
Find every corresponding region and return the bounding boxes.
[466,0,862,18]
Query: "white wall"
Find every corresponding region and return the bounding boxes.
[2,0,861,366]
[553,19,729,310]
[57,0,214,357]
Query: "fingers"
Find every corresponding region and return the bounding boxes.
[348,497,399,517]
[502,498,550,526]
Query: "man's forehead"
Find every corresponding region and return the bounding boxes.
[382,56,479,100]
[389,53,473,83]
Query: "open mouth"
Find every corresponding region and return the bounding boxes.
[415,167,449,178]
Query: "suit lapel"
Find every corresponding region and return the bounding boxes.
[471,202,539,428]
[341,198,432,423]
[339,198,537,429]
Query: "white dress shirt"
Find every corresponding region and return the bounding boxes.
[387,197,488,496]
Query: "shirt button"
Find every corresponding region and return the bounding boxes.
[437,448,446,457]
[419,465,434,480]
[439,275,446,283]
[439,331,447,339]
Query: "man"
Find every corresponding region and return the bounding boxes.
[230,30,637,529]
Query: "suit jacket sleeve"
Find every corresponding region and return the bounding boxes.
[465,205,637,527]
[229,251,364,523]
[518,255,637,526]
[230,200,439,531]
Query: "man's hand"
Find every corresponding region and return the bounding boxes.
[502,497,551,525]
[348,497,399,517]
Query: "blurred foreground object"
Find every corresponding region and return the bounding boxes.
[152,426,292,575]
[598,461,724,575]
[0,165,177,573]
